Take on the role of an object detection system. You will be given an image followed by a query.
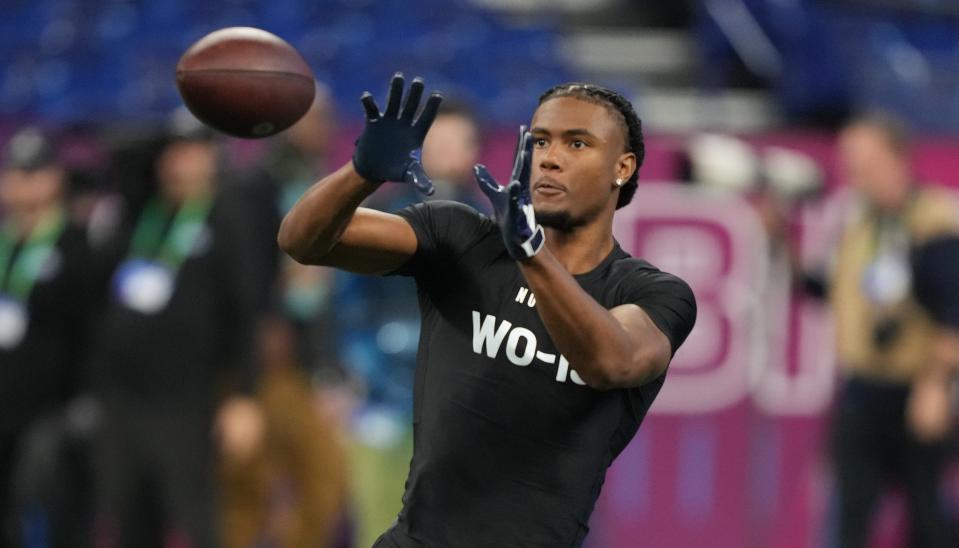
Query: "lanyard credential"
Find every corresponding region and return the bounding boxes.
[112,196,213,315]
[0,209,66,349]
[0,209,66,301]
[127,196,213,270]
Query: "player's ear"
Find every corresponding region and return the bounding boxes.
[614,152,636,187]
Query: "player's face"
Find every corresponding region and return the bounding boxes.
[529,97,632,230]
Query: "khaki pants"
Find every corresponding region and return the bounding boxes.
[220,363,348,548]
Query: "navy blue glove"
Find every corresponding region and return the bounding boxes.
[474,126,545,260]
[352,73,442,195]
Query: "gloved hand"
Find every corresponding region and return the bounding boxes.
[474,126,545,260]
[352,73,442,195]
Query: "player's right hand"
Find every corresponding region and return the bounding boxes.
[474,126,545,260]
[352,73,442,195]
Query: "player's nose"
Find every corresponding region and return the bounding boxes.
[537,146,562,172]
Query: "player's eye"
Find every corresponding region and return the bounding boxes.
[533,138,548,148]
[571,140,586,149]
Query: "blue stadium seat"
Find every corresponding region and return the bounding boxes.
[0,0,572,125]
[695,0,959,131]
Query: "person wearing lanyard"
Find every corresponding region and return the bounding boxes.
[0,127,95,548]
[218,86,354,548]
[829,114,959,548]
[88,111,265,548]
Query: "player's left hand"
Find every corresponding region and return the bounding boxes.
[474,126,545,260]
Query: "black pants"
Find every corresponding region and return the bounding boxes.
[92,398,215,548]
[833,377,954,548]
[0,433,15,548]
[0,415,93,548]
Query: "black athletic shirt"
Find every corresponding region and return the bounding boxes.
[384,201,696,547]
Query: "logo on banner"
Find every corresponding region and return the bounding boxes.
[614,183,835,415]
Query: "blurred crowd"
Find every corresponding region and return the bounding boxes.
[0,84,489,548]
[2,81,959,548]
[678,114,959,547]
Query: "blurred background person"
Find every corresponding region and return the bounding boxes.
[86,110,265,548]
[419,100,488,210]
[829,114,958,548]
[235,83,340,366]
[330,99,490,542]
[220,314,350,548]
[219,84,352,548]
[0,127,98,548]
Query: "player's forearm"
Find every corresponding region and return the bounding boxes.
[519,250,655,389]
[278,161,381,264]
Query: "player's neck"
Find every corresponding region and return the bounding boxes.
[543,220,615,275]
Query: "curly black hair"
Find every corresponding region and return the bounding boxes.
[538,83,644,209]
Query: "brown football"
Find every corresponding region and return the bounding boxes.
[175,27,315,139]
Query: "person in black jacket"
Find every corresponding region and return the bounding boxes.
[88,112,265,548]
[0,127,97,547]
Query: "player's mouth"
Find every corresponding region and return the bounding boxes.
[533,178,567,196]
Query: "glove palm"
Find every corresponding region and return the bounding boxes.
[474,126,545,260]
[352,73,442,195]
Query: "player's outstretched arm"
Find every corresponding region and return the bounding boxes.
[519,252,673,390]
[278,163,415,273]
[475,128,673,390]
[278,74,441,274]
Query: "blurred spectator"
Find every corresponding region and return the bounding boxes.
[828,114,958,548]
[369,99,488,214]
[234,82,340,369]
[324,100,491,540]
[341,100,490,423]
[86,110,265,548]
[220,316,350,548]
[420,100,488,210]
[219,85,352,548]
[0,127,98,547]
